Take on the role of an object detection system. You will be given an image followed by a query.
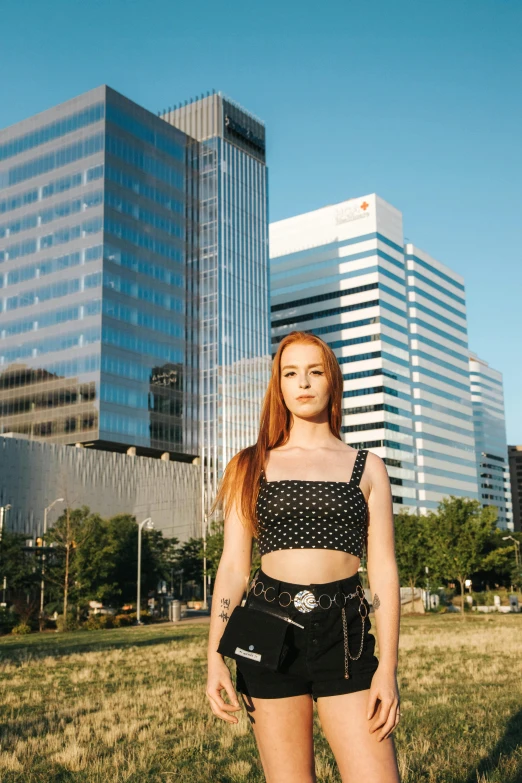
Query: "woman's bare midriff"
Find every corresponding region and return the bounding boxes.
[260,548,361,585]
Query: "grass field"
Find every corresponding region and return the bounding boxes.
[0,614,521,783]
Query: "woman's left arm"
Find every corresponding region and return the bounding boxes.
[363,452,401,741]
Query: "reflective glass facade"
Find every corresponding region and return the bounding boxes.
[469,353,513,528]
[270,196,417,514]
[405,244,480,512]
[270,196,507,518]
[0,85,198,458]
[0,86,270,483]
[163,95,270,501]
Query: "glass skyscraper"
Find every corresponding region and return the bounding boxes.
[469,352,513,528]
[270,195,417,513]
[0,85,270,504]
[405,243,479,513]
[270,194,508,524]
[162,94,270,503]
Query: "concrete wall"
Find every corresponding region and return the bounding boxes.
[0,434,201,542]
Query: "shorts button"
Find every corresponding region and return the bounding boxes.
[312,639,319,645]
[312,621,319,627]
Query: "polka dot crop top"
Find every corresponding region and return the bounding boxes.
[256,449,369,558]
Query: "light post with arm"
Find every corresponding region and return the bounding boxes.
[0,505,12,608]
[40,498,64,630]
[502,535,521,589]
[502,535,521,567]
[136,517,154,625]
[0,504,12,545]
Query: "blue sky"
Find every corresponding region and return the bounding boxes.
[1,0,520,441]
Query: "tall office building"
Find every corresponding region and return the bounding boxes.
[508,446,522,532]
[270,194,498,516]
[270,194,417,513]
[406,245,479,513]
[0,85,198,461]
[469,353,513,529]
[0,87,270,514]
[162,94,270,502]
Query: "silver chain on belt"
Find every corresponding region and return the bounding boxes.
[249,576,369,679]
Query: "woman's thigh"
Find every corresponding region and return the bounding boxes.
[240,691,317,783]
[316,689,400,783]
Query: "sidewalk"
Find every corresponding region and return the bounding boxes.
[176,614,211,625]
[175,608,211,625]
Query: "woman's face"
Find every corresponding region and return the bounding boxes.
[280,342,330,421]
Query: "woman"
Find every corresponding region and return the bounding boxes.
[206,331,401,783]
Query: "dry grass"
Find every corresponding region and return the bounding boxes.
[0,615,521,782]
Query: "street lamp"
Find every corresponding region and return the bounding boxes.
[0,505,12,608]
[39,498,64,629]
[136,517,154,625]
[0,504,12,545]
[502,535,521,571]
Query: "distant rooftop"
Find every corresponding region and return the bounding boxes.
[157,89,264,126]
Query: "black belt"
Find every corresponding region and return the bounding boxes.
[248,571,368,679]
[250,575,367,612]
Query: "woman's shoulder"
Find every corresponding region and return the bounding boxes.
[363,450,389,486]
[335,446,388,485]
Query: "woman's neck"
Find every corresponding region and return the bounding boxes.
[278,416,337,449]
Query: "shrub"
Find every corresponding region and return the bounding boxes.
[0,608,19,635]
[97,614,114,629]
[56,614,80,633]
[83,615,102,630]
[113,614,133,627]
[126,610,151,624]
[11,623,31,635]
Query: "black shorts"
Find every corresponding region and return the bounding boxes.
[235,568,379,702]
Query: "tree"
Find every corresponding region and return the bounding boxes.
[182,517,261,597]
[0,506,181,627]
[72,512,121,607]
[45,505,96,620]
[145,526,179,589]
[84,514,178,607]
[174,537,204,584]
[430,497,498,620]
[394,509,431,610]
[204,519,224,579]
[473,529,522,591]
[0,530,40,594]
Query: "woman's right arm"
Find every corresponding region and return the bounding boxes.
[206,496,253,724]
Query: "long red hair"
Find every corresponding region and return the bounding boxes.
[209,331,345,537]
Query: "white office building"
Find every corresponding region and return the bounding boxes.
[270,194,495,516]
[469,353,513,529]
[405,244,479,513]
[270,195,416,513]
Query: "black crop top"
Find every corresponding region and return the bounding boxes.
[256,449,369,558]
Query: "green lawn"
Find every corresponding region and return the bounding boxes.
[0,615,521,782]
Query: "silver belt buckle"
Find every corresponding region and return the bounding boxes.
[294,589,318,613]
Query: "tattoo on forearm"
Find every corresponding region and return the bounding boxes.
[373,593,381,610]
[219,597,231,622]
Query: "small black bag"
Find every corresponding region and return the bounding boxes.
[217,603,291,672]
